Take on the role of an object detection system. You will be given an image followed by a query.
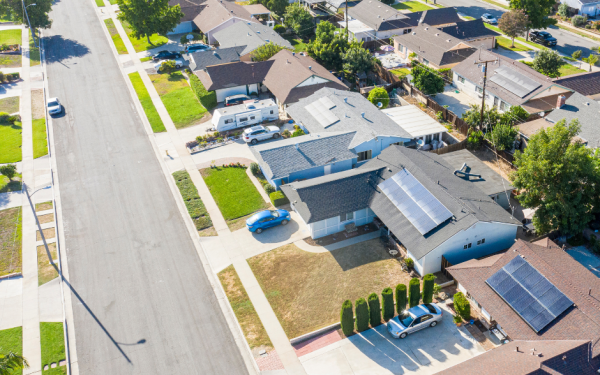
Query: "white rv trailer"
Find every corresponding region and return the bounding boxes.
[212,99,278,132]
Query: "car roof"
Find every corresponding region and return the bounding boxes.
[252,210,272,220]
[407,305,433,317]
[246,125,265,132]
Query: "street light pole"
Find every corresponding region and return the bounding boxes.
[22,2,37,48]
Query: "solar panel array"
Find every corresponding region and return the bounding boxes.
[378,169,453,235]
[489,66,542,98]
[486,256,573,333]
[305,97,339,128]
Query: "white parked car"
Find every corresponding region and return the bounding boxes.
[387,304,443,339]
[47,97,62,116]
[243,125,281,145]
[154,58,184,71]
[481,13,497,24]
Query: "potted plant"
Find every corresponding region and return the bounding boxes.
[433,283,442,301]
[453,315,462,327]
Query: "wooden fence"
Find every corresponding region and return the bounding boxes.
[429,138,468,155]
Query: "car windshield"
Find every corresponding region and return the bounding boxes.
[398,311,414,327]
[424,304,437,314]
[270,210,280,218]
[48,101,58,107]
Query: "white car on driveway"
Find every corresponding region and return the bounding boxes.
[154,58,185,71]
[243,125,281,145]
[387,304,443,339]
[47,97,62,116]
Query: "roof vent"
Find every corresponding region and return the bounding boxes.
[213,51,217,55]
[435,33,439,36]
[265,39,269,42]
[247,32,251,36]
[287,59,290,64]
[361,112,365,118]
[231,10,233,13]
[344,97,348,103]
[378,15,381,18]
[586,102,590,106]
[292,52,295,56]
[447,39,451,42]
[425,27,428,30]
[412,32,416,35]
[309,66,312,70]
[294,143,299,150]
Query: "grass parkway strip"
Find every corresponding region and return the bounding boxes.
[40,322,67,374]
[0,118,22,163]
[0,207,22,277]
[103,19,128,55]
[128,72,166,132]
[172,170,213,234]
[121,20,168,52]
[33,118,48,158]
[0,326,23,375]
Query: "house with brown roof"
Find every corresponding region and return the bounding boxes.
[168,0,205,34]
[554,70,600,101]
[439,19,499,50]
[196,61,273,102]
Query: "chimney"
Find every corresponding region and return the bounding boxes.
[557,95,566,109]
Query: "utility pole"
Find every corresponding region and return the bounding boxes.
[473,57,497,130]
[345,0,348,35]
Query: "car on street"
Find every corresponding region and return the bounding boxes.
[47,97,62,116]
[246,209,290,234]
[387,304,443,339]
[151,50,182,61]
[529,31,557,46]
[225,94,251,107]
[185,44,211,53]
[154,58,185,72]
[243,125,281,145]
[481,13,497,24]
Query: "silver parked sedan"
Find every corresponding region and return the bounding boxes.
[387,304,443,339]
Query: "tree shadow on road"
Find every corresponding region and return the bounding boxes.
[43,35,90,64]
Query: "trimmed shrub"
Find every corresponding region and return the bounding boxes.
[270,191,289,207]
[0,112,9,122]
[0,71,4,82]
[340,300,354,336]
[395,283,407,313]
[382,287,394,321]
[263,183,276,195]
[291,128,305,137]
[404,257,414,269]
[250,162,260,175]
[454,292,471,321]
[355,298,369,332]
[273,24,286,34]
[189,72,217,110]
[572,15,587,27]
[408,278,420,308]
[160,60,177,73]
[8,115,18,124]
[368,293,382,327]
[422,274,436,304]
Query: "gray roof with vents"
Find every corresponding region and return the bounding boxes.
[189,46,245,71]
[213,21,293,56]
[545,92,600,148]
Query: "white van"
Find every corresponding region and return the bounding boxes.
[212,99,278,132]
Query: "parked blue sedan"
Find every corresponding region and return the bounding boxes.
[246,209,290,234]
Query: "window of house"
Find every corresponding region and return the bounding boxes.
[476,86,483,94]
[425,134,432,144]
[224,118,233,124]
[357,150,372,162]
[457,75,465,84]
[500,101,510,112]
[477,238,486,245]
[339,212,354,222]
[270,110,274,114]
[463,243,472,250]
[423,58,429,66]
[398,44,405,53]
[250,116,255,120]
[239,117,248,122]
[393,141,404,146]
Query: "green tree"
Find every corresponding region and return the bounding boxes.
[462,104,502,130]
[0,164,17,181]
[342,40,373,75]
[266,0,288,15]
[558,2,569,18]
[382,287,394,321]
[584,53,599,72]
[117,0,184,46]
[0,351,29,374]
[250,41,290,61]
[411,63,444,95]
[509,0,557,40]
[395,284,407,314]
[355,298,370,332]
[572,50,582,60]
[368,292,382,327]
[0,0,53,29]
[453,292,471,321]
[159,60,177,73]
[511,119,600,236]
[367,87,389,109]
[380,0,395,4]
[408,278,420,308]
[306,21,349,70]
[340,300,354,336]
[284,3,313,38]
[501,105,529,125]
[532,49,563,78]
[498,10,528,48]
[485,124,518,151]
[422,274,435,304]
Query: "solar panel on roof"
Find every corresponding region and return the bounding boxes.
[489,66,542,98]
[319,96,336,109]
[486,256,573,333]
[378,169,452,235]
[305,98,339,128]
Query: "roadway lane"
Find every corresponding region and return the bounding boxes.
[437,0,600,57]
[44,0,250,373]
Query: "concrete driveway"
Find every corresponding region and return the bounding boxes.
[434,85,479,118]
[300,304,484,375]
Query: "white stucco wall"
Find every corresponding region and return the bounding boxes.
[308,207,376,239]
[453,72,511,112]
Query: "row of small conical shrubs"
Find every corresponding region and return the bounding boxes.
[340,274,436,337]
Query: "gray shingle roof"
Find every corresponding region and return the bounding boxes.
[249,132,358,180]
[189,46,245,71]
[348,2,460,31]
[544,92,600,148]
[195,60,273,91]
[213,22,293,57]
[439,19,499,41]
[286,88,411,149]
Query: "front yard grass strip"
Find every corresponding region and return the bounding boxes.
[122,21,168,52]
[0,173,21,193]
[29,30,40,66]
[172,170,213,231]
[0,29,22,45]
[0,54,22,68]
[95,0,104,6]
[36,201,53,211]
[140,56,151,62]
[0,96,19,113]
[218,265,273,350]
[149,72,207,129]
[558,62,586,76]
[556,25,600,43]
[0,326,23,375]
[189,72,217,110]
[128,72,166,132]
[201,166,268,222]
[0,119,22,163]
[38,243,58,286]
[496,36,532,52]
[0,207,22,277]
[33,118,48,159]
[103,19,128,55]
[36,227,55,241]
[247,239,408,338]
[40,322,66,374]
[480,0,509,9]
[392,1,434,11]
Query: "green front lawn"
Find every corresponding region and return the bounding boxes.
[0,173,21,193]
[486,24,547,50]
[122,21,168,52]
[104,19,127,55]
[33,118,48,159]
[95,0,104,6]
[390,68,410,79]
[0,29,22,45]
[0,120,22,163]
[392,1,434,12]
[149,72,207,128]
[40,322,66,374]
[172,170,213,231]
[520,60,587,77]
[0,326,23,375]
[0,96,19,113]
[0,207,22,277]
[496,36,532,52]
[201,166,268,221]
[128,72,166,132]
[140,56,151,62]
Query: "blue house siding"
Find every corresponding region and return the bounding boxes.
[354,136,410,161]
[266,159,355,190]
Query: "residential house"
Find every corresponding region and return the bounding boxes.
[381,104,448,147]
[281,146,520,274]
[213,21,293,61]
[560,0,600,18]
[452,50,574,114]
[193,0,272,44]
[446,239,600,372]
[393,25,478,69]
[196,61,272,102]
[188,46,245,71]
[298,0,331,23]
[168,0,204,34]
[345,2,461,42]
[325,0,361,12]
[439,19,499,50]
[554,70,600,100]
[439,149,514,209]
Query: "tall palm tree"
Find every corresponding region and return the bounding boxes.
[0,351,29,375]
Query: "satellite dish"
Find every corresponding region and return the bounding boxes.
[186,34,194,40]
[377,102,382,108]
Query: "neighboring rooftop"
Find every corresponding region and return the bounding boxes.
[169,0,204,22]
[381,105,448,139]
[249,132,358,180]
[193,0,259,33]
[348,2,460,31]
[287,88,411,149]
[545,92,600,148]
[517,117,552,139]
[553,71,600,97]
[439,19,499,42]
[189,46,245,71]
[213,21,293,57]
[195,61,273,91]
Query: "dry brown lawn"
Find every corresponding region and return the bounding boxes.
[471,147,515,181]
[36,227,55,241]
[35,201,53,212]
[37,243,58,286]
[247,239,410,338]
[0,207,22,276]
[198,226,217,237]
[37,213,54,224]
[218,265,273,353]
[31,89,45,120]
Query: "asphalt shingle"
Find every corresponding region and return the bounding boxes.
[213,22,293,57]
[545,92,600,148]
[189,46,245,71]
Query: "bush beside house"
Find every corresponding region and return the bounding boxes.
[270,191,289,207]
[340,300,354,336]
[408,278,420,308]
[422,274,435,304]
[395,283,407,313]
[189,71,217,110]
[454,292,471,321]
[355,298,369,332]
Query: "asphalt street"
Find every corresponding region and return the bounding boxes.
[44,0,250,373]
[437,0,600,57]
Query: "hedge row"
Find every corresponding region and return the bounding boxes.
[408,278,421,308]
[270,191,289,207]
[172,170,212,230]
[422,274,435,304]
[189,72,217,110]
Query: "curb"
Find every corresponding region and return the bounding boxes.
[290,323,341,346]
[0,272,22,280]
